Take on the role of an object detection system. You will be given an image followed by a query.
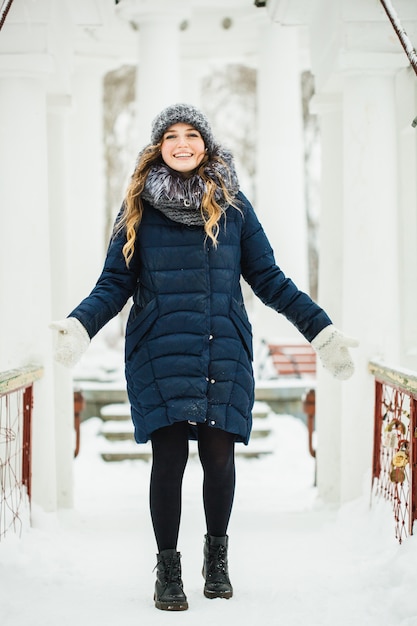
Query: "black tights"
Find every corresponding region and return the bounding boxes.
[150,421,236,551]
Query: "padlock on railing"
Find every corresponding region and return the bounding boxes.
[383,418,406,449]
[389,440,409,484]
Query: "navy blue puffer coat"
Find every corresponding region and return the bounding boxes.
[70,191,331,444]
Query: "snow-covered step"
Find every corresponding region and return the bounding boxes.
[101,419,134,441]
[98,400,275,462]
[100,417,273,443]
[100,402,131,422]
[252,400,271,419]
[250,421,272,439]
[100,399,272,422]
[100,445,273,463]
[101,443,153,462]
[99,430,274,462]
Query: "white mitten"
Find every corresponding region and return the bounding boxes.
[311,324,358,380]
[49,317,90,368]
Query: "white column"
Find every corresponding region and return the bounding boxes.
[136,18,182,146]
[254,22,309,343]
[67,61,107,307]
[48,95,75,509]
[311,95,344,503]
[0,54,58,512]
[46,0,97,510]
[395,68,417,369]
[339,72,401,503]
[116,1,190,147]
[313,74,401,504]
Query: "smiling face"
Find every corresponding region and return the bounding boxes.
[160,122,206,175]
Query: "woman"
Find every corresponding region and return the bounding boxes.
[50,103,357,611]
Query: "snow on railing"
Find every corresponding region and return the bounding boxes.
[0,364,43,540]
[369,359,417,543]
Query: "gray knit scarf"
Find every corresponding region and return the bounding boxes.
[141,145,240,226]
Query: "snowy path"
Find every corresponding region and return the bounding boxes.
[2,415,417,626]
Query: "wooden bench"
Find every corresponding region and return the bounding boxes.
[266,344,317,465]
[267,343,316,378]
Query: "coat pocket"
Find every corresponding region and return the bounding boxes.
[229,298,253,361]
[125,298,159,361]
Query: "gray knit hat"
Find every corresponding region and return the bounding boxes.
[151,103,216,153]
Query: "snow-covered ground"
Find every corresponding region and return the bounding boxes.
[2,411,417,626]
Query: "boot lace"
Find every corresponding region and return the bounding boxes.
[208,545,228,576]
[157,553,182,585]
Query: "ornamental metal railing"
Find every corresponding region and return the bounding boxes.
[369,359,417,543]
[0,365,43,540]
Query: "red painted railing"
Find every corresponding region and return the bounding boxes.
[0,365,43,540]
[369,359,417,543]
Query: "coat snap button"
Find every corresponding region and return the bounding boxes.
[209,334,213,340]
[210,420,216,425]
[210,379,216,384]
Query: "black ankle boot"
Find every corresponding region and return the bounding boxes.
[154,549,188,611]
[202,534,233,599]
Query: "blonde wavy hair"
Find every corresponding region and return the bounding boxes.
[114,144,238,267]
